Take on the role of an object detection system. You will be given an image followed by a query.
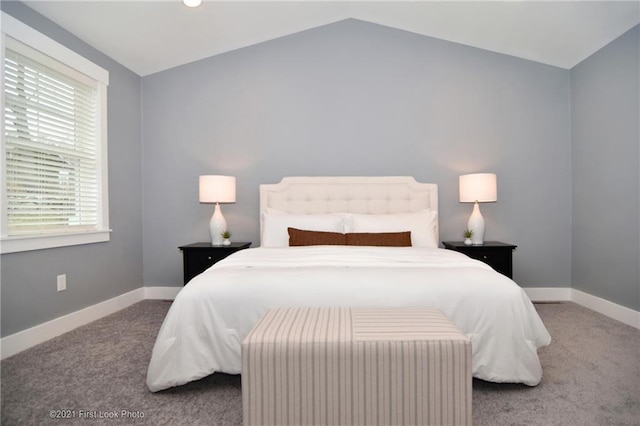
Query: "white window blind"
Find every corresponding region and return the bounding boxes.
[4,45,100,234]
[1,12,110,253]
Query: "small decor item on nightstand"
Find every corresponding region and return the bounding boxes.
[463,229,474,245]
[221,231,232,246]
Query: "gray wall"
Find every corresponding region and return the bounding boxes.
[570,25,640,311]
[0,3,143,336]
[142,19,572,288]
[9,12,636,338]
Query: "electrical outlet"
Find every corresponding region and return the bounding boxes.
[57,274,66,292]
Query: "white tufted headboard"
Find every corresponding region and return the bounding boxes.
[260,176,438,243]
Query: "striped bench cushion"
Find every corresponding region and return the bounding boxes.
[242,307,472,426]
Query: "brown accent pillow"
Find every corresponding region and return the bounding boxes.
[288,228,347,246]
[345,231,412,247]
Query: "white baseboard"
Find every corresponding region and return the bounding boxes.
[2,285,637,360]
[570,288,640,329]
[0,288,144,360]
[144,286,182,300]
[524,287,640,329]
[524,287,572,302]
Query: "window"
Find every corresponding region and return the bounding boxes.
[1,12,110,253]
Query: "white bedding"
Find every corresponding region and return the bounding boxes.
[147,246,551,392]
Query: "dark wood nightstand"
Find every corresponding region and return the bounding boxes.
[179,242,252,284]
[442,241,517,279]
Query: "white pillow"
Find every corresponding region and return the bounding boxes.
[345,210,438,248]
[261,213,346,247]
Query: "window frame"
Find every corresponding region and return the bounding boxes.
[1,12,110,254]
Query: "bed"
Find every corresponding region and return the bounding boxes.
[147,176,551,392]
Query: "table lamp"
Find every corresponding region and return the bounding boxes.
[199,175,236,245]
[459,173,497,245]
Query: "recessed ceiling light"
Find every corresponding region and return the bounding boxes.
[183,0,202,7]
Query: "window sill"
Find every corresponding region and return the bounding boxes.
[0,230,111,254]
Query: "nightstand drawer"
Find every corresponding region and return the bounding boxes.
[179,242,252,284]
[465,250,511,276]
[187,251,229,273]
[442,241,517,279]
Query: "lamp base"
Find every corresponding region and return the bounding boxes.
[209,203,227,245]
[467,201,485,245]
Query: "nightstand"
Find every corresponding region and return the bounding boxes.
[442,241,517,279]
[179,242,252,284]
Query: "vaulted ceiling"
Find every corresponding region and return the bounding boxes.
[20,1,640,76]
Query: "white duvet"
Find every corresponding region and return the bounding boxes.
[147,246,551,392]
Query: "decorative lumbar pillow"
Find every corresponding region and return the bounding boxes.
[346,232,412,247]
[345,210,438,248]
[288,228,347,246]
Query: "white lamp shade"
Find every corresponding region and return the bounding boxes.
[459,173,497,203]
[199,175,236,203]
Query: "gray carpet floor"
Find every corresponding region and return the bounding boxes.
[1,300,638,425]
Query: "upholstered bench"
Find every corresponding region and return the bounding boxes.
[242,307,472,426]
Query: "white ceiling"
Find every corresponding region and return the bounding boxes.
[20,0,640,76]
